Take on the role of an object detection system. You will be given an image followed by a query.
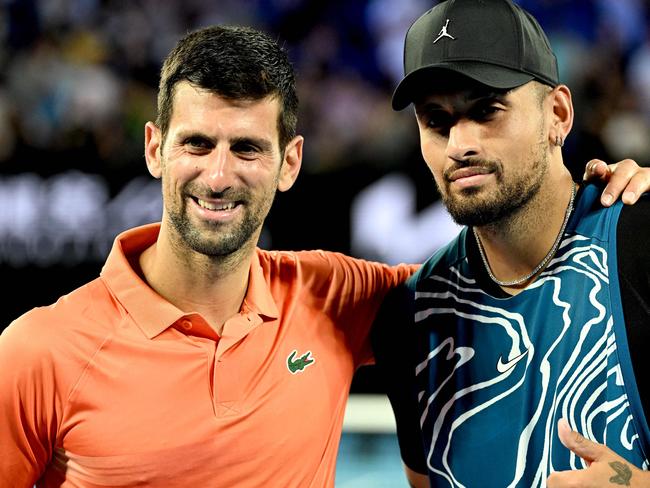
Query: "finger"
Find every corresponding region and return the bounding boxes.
[598,159,640,207]
[557,418,603,464]
[618,172,648,205]
[583,159,610,182]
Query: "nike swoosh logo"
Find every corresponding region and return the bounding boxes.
[496,348,529,374]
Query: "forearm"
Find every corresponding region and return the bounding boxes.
[405,464,430,488]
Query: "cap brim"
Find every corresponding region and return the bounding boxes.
[391,62,535,110]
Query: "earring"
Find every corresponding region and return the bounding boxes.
[555,135,564,147]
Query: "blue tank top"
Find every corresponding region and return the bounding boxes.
[407,184,649,486]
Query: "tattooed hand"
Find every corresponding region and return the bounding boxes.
[547,419,650,487]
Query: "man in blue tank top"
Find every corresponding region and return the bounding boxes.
[372,1,650,486]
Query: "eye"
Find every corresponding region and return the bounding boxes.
[421,111,453,133]
[231,141,261,158]
[471,101,502,121]
[183,136,213,153]
[232,142,256,152]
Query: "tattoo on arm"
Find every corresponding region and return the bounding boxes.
[608,461,632,486]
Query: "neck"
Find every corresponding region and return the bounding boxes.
[139,225,256,334]
[473,173,576,293]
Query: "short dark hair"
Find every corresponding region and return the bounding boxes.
[156,25,298,151]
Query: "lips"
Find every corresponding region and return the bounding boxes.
[196,198,237,211]
[446,166,494,182]
[189,194,243,215]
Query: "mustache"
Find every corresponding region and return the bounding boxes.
[443,158,501,181]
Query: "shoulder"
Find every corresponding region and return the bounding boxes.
[257,248,416,283]
[258,247,383,268]
[575,186,650,246]
[1,277,118,377]
[618,192,650,236]
[616,192,650,263]
[408,228,468,287]
[10,276,116,331]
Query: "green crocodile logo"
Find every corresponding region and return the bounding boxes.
[287,350,315,374]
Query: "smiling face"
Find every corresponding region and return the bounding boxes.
[414,78,552,227]
[145,82,302,258]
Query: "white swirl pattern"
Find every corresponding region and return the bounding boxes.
[412,236,648,487]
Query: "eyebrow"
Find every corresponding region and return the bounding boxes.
[469,87,511,99]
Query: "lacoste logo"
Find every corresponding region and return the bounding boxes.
[433,19,455,43]
[496,348,529,374]
[287,350,315,374]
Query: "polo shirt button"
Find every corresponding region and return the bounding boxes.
[180,319,193,330]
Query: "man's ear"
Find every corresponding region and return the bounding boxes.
[144,121,163,179]
[549,84,574,146]
[278,135,303,192]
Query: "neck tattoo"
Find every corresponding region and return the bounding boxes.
[473,183,577,288]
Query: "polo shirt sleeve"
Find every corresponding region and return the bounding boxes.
[0,311,59,487]
[295,250,417,366]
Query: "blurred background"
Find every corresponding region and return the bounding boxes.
[1,0,649,485]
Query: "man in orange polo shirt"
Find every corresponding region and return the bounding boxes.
[0,25,416,488]
[0,24,648,488]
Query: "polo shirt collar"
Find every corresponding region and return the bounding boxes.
[101,223,278,339]
[245,250,279,321]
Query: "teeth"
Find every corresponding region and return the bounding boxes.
[197,199,236,211]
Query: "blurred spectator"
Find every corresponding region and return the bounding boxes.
[0,0,649,327]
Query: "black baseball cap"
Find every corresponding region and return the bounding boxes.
[392,0,559,110]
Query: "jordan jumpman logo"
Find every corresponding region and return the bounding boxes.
[433,19,455,43]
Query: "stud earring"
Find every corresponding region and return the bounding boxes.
[555,135,564,147]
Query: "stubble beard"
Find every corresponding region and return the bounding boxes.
[167,183,278,258]
[439,139,549,228]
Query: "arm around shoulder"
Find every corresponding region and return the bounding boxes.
[371,282,431,486]
[405,464,430,488]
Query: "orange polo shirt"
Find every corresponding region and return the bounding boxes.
[0,223,415,488]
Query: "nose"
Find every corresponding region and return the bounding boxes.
[446,119,480,162]
[206,145,235,193]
